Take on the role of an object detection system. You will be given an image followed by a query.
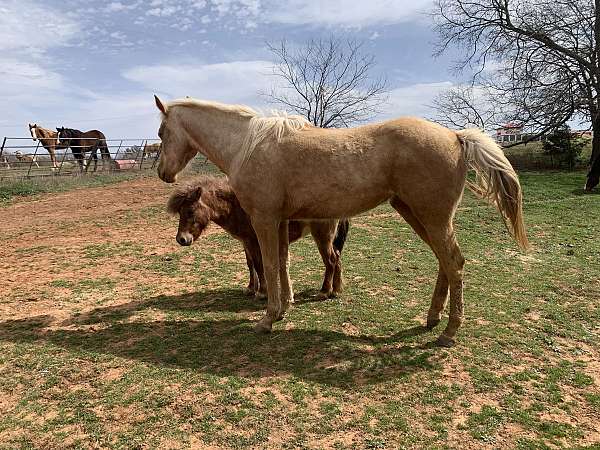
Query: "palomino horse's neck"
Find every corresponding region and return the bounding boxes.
[179,106,251,174]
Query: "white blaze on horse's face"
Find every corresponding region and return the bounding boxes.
[29,124,37,141]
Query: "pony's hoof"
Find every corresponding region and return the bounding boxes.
[253,318,273,334]
[435,334,456,348]
[426,317,441,330]
[316,291,329,301]
[243,287,255,297]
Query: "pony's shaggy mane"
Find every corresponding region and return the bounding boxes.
[166,97,311,166]
[166,175,231,215]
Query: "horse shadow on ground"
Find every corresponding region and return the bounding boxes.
[0,288,443,389]
[572,188,600,196]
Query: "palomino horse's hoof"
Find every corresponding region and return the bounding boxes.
[435,334,456,348]
[426,317,441,330]
[253,318,273,334]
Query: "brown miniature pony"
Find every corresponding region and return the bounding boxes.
[167,176,349,299]
[28,123,67,168]
[154,95,529,347]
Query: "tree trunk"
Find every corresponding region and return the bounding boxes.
[591,119,600,164]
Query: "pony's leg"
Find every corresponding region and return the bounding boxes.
[423,224,465,347]
[278,220,294,316]
[390,197,449,329]
[311,223,337,299]
[243,246,256,296]
[248,241,267,299]
[252,218,281,333]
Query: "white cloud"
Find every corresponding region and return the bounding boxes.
[0,0,80,52]
[377,82,453,120]
[122,60,274,105]
[267,0,431,27]
[105,1,140,12]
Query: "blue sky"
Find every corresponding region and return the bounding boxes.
[1,0,462,139]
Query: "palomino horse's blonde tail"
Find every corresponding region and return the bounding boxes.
[456,128,530,250]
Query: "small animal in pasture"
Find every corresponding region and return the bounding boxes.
[57,127,111,172]
[155,95,529,347]
[28,123,66,168]
[142,142,162,158]
[167,176,349,300]
[15,151,39,168]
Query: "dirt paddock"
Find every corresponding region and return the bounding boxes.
[0,172,599,449]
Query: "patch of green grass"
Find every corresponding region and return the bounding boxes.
[0,171,599,449]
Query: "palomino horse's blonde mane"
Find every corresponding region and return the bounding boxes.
[167,98,311,167]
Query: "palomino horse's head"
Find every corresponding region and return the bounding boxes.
[29,123,37,140]
[166,184,209,246]
[154,95,198,183]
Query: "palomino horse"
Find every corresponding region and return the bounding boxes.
[57,127,111,172]
[15,151,39,168]
[28,123,67,168]
[154,95,529,347]
[167,175,349,299]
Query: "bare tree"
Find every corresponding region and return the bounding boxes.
[432,0,600,187]
[430,84,502,130]
[264,38,388,128]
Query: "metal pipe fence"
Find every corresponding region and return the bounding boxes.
[0,137,162,180]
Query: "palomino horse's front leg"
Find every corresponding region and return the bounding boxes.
[278,220,293,317]
[252,218,282,333]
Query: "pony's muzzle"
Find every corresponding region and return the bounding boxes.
[177,233,193,246]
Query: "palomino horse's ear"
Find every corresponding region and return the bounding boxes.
[154,95,167,115]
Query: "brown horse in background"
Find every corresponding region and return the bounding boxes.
[155,96,528,347]
[57,127,111,172]
[28,123,67,168]
[167,176,349,300]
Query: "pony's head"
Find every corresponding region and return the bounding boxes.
[167,183,211,246]
[154,95,198,183]
[29,123,37,140]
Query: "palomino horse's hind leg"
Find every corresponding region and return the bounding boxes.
[423,226,465,347]
[278,220,294,315]
[389,197,449,330]
[252,218,282,333]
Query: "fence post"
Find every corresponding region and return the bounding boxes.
[151,144,161,169]
[113,140,123,171]
[27,141,41,177]
[139,140,146,170]
[0,137,6,163]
